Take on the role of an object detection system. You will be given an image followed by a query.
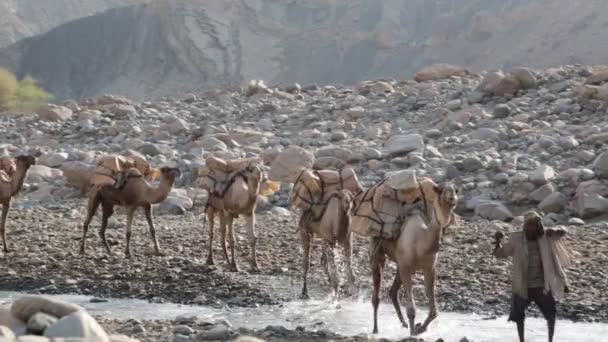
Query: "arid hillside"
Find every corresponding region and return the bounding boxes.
[2,0,608,100]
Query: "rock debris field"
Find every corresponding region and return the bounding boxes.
[1,64,608,341]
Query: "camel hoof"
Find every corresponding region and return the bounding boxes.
[206,258,215,266]
[414,323,426,335]
[249,266,261,274]
[227,264,240,272]
[300,292,310,300]
[372,328,378,335]
[155,250,165,257]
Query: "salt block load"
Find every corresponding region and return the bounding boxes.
[289,167,363,210]
[199,154,279,197]
[351,170,440,240]
[91,154,159,188]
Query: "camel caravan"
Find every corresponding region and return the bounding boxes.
[0,149,460,336]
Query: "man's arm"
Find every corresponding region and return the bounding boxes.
[493,232,514,258]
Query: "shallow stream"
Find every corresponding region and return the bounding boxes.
[1,291,606,341]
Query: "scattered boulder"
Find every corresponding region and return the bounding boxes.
[593,151,608,178]
[269,146,315,182]
[386,134,425,155]
[475,202,513,221]
[37,105,73,121]
[530,165,555,185]
[25,165,63,183]
[477,71,521,96]
[61,161,96,191]
[11,296,80,322]
[539,192,567,213]
[511,67,537,89]
[414,64,469,82]
[43,311,109,341]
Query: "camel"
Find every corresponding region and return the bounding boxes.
[0,155,36,253]
[79,166,181,257]
[366,180,459,336]
[205,163,267,272]
[289,185,356,299]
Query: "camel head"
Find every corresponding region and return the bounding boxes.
[15,155,36,169]
[159,167,181,182]
[435,182,458,210]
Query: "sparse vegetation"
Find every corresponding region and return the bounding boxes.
[0,67,52,113]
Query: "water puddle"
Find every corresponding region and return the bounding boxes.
[1,291,606,341]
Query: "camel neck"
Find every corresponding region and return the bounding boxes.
[147,176,174,204]
[11,165,29,196]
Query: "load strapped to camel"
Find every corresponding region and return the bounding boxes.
[0,156,16,183]
[198,155,280,198]
[351,170,440,240]
[289,166,363,211]
[90,155,160,189]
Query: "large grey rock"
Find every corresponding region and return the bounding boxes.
[470,128,500,141]
[38,153,69,168]
[477,71,521,96]
[475,202,513,221]
[269,146,314,182]
[511,67,537,89]
[462,156,485,172]
[11,296,80,323]
[37,105,73,121]
[43,311,109,341]
[27,312,58,334]
[530,165,555,185]
[315,146,352,162]
[529,183,556,202]
[593,151,608,178]
[26,165,64,183]
[0,305,25,336]
[493,104,511,118]
[576,193,608,218]
[539,192,566,213]
[414,64,468,82]
[196,324,231,341]
[0,325,16,339]
[61,161,96,191]
[386,134,424,155]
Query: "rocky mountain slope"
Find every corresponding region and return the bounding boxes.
[0,0,141,48]
[3,0,608,100]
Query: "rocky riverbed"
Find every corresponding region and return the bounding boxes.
[1,64,608,340]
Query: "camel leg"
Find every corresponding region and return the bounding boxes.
[371,239,385,334]
[389,271,407,328]
[398,264,416,336]
[99,202,114,254]
[341,233,356,296]
[205,209,215,265]
[143,204,161,255]
[219,212,229,263]
[415,267,438,335]
[1,203,10,253]
[227,215,240,272]
[246,214,260,273]
[80,192,101,255]
[124,208,135,258]
[323,243,339,300]
[300,229,312,299]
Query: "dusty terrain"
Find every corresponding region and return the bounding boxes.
[0,204,606,341]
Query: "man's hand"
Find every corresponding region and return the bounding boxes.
[493,231,504,245]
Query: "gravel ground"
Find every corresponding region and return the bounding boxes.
[0,201,606,341]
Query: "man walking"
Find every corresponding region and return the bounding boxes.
[493,211,571,342]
